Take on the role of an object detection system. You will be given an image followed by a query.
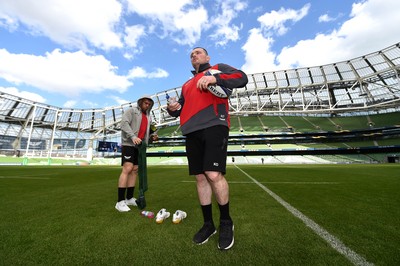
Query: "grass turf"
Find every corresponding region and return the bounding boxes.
[0,164,399,265]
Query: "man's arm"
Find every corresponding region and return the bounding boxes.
[149,124,159,142]
[120,108,137,140]
[212,63,248,89]
[167,94,184,117]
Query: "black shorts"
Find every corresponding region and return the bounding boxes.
[121,146,139,166]
[185,125,228,175]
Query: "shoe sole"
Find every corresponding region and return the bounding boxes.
[194,230,217,245]
[115,206,130,212]
[172,213,187,224]
[218,225,235,250]
[156,213,170,224]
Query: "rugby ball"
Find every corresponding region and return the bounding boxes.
[205,69,232,98]
[207,84,231,98]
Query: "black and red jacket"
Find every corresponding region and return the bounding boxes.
[169,63,248,135]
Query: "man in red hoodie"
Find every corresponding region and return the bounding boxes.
[168,47,248,250]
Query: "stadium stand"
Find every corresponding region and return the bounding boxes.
[1,43,400,165]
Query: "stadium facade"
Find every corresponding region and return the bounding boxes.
[1,43,399,162]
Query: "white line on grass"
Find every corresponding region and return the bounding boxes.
[234,165,373,266]
[181,181,338,184]
[0,176,50,180]
[259,181,339,184]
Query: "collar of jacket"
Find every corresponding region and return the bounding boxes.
[191,63,211,75]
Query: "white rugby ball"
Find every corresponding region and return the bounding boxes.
[205,69,231,98]
[207,84,230,98]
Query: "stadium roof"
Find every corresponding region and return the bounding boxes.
[1,42,400,140]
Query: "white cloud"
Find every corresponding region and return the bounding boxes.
[241,29,277,74]
[124,24,146,48]
[0,48,132,96]
[63,100,77,108]
[126,0,194,15]
[125,0,208,46]
[172,8,207,45]
[0,12,18,31]
[123,24,146,60]
[318,14,334,23]
[242,0,400,73]
[127,66,169,79]
[257,3,310,36]
[241,4,310,73]
[0,0,123,50]
[81,100,99,108]
[108,95,130,106]
[63,99,99,109]
[277,33,345,69]
[209,0,247,46]
[277,0,400,68]
[0,86,46,103]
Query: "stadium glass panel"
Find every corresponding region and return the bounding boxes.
[0,43,399,163]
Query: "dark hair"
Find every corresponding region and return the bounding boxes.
[192,47,208,55]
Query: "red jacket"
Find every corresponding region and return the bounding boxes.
[169,63,248,135]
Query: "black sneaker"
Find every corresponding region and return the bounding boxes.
[193,222,217,245]
[218,220,234,250]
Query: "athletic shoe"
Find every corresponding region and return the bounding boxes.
[193,222,216,245]
[155,208,170,224]
[172,210,187,224]
[115,200,131,212]
[218,220,234,250]
[125,197,137,206]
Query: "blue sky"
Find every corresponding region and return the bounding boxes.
[0,0,399,109]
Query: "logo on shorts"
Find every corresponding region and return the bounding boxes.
[219,114,226,121]
[213,162,219,166]
[124,156,131,159]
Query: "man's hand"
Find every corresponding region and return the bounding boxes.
[151,134,159,142]
[197,75,217,91]
[132,137,142,145]
[167,101,181,111]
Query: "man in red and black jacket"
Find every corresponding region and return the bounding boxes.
[167,47,248,250]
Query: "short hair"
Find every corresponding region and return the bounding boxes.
[192,47,208,55]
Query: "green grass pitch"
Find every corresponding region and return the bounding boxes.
[1,164,399,265]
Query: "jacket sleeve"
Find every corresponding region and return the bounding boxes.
[213,63,248,89]
[120,108,137,139]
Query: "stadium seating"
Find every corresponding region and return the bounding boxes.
[1,43,400,165]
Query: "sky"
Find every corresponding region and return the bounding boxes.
[0,0,399,109]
